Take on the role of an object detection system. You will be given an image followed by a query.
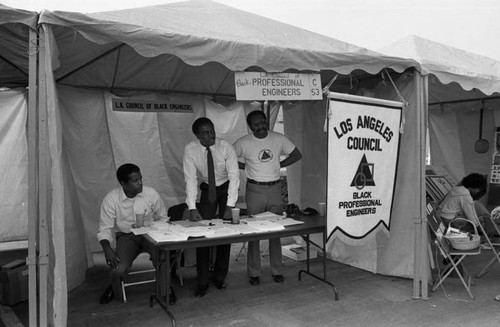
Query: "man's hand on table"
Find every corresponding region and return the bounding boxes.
[189,209,203,221]
[222,206,233,220]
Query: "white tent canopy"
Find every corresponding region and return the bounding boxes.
[380,35,500,97]
[381,35,500,182]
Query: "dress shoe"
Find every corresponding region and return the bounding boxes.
[99,285,114,304]
[272,274,284,283]
[249,276,260,285]
[168,287,177,305]
[195,284,209,297]
[214,280,226,290]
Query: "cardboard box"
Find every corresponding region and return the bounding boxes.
[0,262,29,305]
[282,244,317,261]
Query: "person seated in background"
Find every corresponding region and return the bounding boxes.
[437,173,487,233]
[97,163,175,304]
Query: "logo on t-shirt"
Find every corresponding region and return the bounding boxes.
[258,149,273,162]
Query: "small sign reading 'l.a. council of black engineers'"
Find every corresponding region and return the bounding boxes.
[112,98,194,113]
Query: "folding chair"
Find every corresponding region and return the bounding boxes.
[234,242,269,261]
[120,251,184,303]
[120,252,156,304]
[426,201,481,299]
[475,214,500,278]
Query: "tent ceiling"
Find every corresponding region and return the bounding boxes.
[0,5,38,88]
[40,0,418,93]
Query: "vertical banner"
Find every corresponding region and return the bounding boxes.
[327,92,402,243]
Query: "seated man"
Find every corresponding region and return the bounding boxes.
[97,163,175,304]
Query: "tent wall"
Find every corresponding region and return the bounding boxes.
[429,98,500,182]
[53,84,279,291]
[0,89,28,242]
[284,70,422,278]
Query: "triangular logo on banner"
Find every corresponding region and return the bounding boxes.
[350,154,375,189]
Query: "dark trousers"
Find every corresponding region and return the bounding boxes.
[196,181,231,285]
[112,232,168,299]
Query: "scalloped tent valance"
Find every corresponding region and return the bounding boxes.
[38,0,418,92]
[380,35,500,96]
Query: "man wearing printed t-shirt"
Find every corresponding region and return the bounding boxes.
[233,110,302,285]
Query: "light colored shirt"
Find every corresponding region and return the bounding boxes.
[233,131,295,182]
[97,186,168,243]
[183,138,240,210]
[438,185,479,226]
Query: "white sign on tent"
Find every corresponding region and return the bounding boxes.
[327,92,402,243]
[234,72,322,101]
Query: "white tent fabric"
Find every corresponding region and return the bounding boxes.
[0,5,37,244]
[380,35,500,96]
[39,0,415,76]
[380,35,500,181]
[0,89,28,242]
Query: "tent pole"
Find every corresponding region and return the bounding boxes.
[412,71,429,299]
[38,27,49,327]
[27,26,39,327]
[420,74,430,299]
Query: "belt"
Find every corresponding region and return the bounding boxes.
[247,178,280,186]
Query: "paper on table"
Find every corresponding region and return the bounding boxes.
[250,211,286,220]
[151,220,171,231]
[274,218,304,227]
[167,224,215,238]
[147,230,188,242]
[246,220,285,232]
[130,227,150,235]
[204,226,241,238]
[226,223,261,234]
[171,220,206,227]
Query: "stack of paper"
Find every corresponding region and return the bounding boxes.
[147,230,188,242]
[274,218,304,227]
[250,211,286,220]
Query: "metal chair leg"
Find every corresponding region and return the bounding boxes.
[235,242,247,261]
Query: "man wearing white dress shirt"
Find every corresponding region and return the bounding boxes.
[97,163,174,304]
[183,117,240,297]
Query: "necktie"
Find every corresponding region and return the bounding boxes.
[206,147,216,203]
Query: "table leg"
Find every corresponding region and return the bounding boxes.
[150,247,176,326]
[298,232,339,300]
